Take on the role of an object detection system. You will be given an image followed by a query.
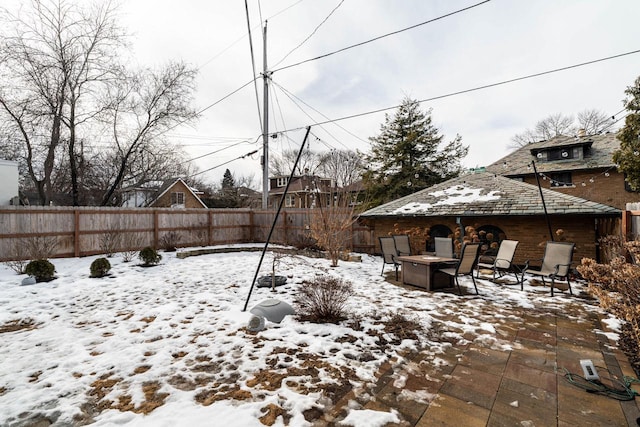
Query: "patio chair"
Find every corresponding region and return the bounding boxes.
[393,234,412,256]
[434,237,454,258]
[434,242,481,295]
[379,236,400,280]
[476,239,519,281]
[521,241,575,296]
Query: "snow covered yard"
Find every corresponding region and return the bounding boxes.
[0,246,616,426]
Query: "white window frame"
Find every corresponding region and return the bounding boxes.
[277,177,288,187]
[285,194,295,208]
[171,191,185,207]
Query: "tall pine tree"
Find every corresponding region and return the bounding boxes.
[613,76,640,191]
[363,97,468,207]
[221,169,236,193]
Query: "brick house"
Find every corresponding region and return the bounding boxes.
[267,175,334,209]
[148,178,207,209]
[358,171,620,264]
[485,132,640,210]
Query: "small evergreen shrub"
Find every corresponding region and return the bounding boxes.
[90,257,111,278]
[24,259,56,282]
[295,276,353,323]
[139,247,161,266]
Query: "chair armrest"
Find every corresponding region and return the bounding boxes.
[551,263,572,278]
[523,257,543,271]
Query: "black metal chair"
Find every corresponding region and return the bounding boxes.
[522,241,575,296]
[434,242,481,295]
[379,236,400,280]
[476,239,519,281]
[434,237,454,258]
[393,234,412,256]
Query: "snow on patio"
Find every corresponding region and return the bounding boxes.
[0,245,616,426]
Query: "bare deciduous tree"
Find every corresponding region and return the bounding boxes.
[510,109,612,149]
[100,62,198,205]
[317,149,365,187]
[270,148,321,176]
[0,0,124,205]
[307,191,359,267]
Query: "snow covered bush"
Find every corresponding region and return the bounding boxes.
[90,258,111,278]
[139,247,161,266]
[24,259,56,282]
[295,276,353,323]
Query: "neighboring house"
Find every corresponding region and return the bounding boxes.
[268,175,334,209]
[358,171,620,264]
[486,132,640,210]
[121,181,163,208]
[0,159,19,206]
[148,178,207,209]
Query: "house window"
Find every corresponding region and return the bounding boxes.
[548,148,575,161]
[550,172,572,187]
[285,194,295,207]
[171,192,185,206]
[277,177,288,187]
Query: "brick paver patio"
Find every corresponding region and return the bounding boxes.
[326,280,640,426]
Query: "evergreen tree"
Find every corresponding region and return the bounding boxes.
[221,169,236,192]
[613,76,640,191]
[363,97,468,206]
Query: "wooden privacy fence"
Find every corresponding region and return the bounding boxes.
[0,206,375,261]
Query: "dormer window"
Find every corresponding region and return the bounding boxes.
[276,177,288,187]
[531,143,589,162]
[548,148,576,161]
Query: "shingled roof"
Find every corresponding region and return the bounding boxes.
[485,132,619,176]
[359,172,620,218]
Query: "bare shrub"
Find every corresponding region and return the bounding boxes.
[577,242,640,374]
[296,276,354,323]
[121,232,144,262]
[25,236,59,260]
[4,240,30,274]
[99,223,122,257]
[306,192,357,267]
[159,231,181,252]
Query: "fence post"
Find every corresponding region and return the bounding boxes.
[208,210,213,246]
[153,210,159,248]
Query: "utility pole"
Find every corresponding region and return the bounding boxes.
[261,22,270,209]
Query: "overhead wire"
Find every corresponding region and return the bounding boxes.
[271,82,346,151]
[244,0,264,132]
[197,0,307,70]
[273,49,640,134]
[272,0,345,68]
[179,138,258,165]
[596,108,629,134]
[272,79,368,147]
[189,149,260,177]
[272,0,492,73]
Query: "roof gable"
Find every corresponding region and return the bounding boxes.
[149,178,207,208]
[359,172,620,218]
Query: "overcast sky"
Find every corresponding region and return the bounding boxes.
[117,0,640,187]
